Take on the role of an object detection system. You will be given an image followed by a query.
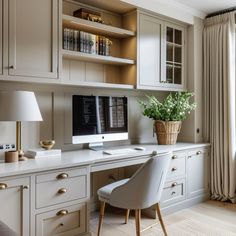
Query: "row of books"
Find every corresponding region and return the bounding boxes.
[63,28,112,56]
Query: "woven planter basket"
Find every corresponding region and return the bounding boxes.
[154,120,182,145]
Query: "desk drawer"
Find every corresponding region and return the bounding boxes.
[161,179,185,206]
[166,153,186,180]
[36,203,86,236]
[36,175,87,209]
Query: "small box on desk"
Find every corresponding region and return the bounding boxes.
[25,149,61,159]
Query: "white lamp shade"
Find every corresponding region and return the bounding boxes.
[0,91,43,121]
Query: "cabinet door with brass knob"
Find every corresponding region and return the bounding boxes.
[186,148,210,198]
[36,203,86,236]
[0,177,30,236]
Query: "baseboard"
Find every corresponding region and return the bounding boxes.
[143,194,209,219]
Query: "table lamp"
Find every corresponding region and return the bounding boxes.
[0,91,43,161]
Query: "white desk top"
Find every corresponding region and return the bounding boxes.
[0,143,210,178]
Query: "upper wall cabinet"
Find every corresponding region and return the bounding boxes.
[7,0,58,79]
[137,12,186,91]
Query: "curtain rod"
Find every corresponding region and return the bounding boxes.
[206,6,236,18]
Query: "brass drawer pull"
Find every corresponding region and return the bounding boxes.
[171,191,176,195]
[23,185,29,190]
[172,155,177,159]
[57,210,68,216]
[57,173,69,180]
[196,151,202,155]
[57,188,67,194]
[172,167,177,171]
[0,183,8,190]
[171,182,177,187]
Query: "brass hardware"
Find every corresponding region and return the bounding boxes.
[171,182,177,187]
[9,65,15,69]
[56,210,68,216]
[172,167,177,171]
[196,151,202,155]
[59,223,64,227]
[0,183,7,190]
[152,150,158,156]
[57,173,69,180]
[171,191,176,195]
[23,185,29,190]
[172,155,177,159]
[57,188,67,194]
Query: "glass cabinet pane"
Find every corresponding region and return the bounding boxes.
[174,66,182,84]
[174,46,182,63]
[167,44,173,62]
[166,64,173,83]
[167,27,173,43]
[175,29,182,45]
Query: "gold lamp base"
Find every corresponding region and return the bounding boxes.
[16,121,28,161]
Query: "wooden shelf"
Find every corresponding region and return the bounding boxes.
[62,14,135,38]
[62,50,135,66]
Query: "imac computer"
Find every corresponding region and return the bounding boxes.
[72,95,128,150]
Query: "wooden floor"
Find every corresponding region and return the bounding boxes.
[90,201,236,236]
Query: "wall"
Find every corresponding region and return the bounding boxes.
[0,81,170,160]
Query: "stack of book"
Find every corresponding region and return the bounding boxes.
[25,149,61,159]
[63,28,112,56]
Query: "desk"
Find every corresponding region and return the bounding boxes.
[0,143,210,236]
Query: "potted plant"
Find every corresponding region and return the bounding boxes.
[139,92,196,145]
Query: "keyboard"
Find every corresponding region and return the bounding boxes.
[103,148,138,155]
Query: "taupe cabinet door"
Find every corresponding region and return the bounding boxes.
[0,177,30,236]
[138,13,163,88]
[8,0,58,78]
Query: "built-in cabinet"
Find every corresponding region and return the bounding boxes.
[187,149,209,198]
[138,12,186,91]
[0,177,30,236]
[7,0,58,79]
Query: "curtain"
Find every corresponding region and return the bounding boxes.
[203,12,236,202]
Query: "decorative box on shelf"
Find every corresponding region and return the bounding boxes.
[25,149,61,159]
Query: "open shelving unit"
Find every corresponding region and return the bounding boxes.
[62,14,135,38]
[62,50,135,65]
[61,0,137,88]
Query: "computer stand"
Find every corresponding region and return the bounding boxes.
[89,142,104,151]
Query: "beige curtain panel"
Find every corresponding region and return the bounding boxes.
[203,12,236,202]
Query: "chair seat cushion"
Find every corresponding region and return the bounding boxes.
[97,178,129,202]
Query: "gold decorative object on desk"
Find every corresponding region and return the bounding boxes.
[39,140,55,150]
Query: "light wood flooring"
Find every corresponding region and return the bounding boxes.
[90,201,236,236]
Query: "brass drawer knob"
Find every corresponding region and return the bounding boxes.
[196,151,202,155]
[56,210,68,216]
[0,183,7,190]
[23,185,29,190]
[171,191,176,195]
[57,188,67,194]
[172,155,177,159]
[171,182,177,187]
[172,167,177,171]
[57,173,69,180]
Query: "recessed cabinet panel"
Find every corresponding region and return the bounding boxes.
[0,177,30,236]
[8,0,58,78]
[139,14,162,87]
[187,149,209,198]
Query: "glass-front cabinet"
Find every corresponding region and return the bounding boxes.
[163,23,185,88]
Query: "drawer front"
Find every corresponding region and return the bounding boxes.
[187,148,208,157]
[36,176,87,209]
[36,167,88,183]
[166,154,186,180]
[36,203,86,236]
[161,179,185,207]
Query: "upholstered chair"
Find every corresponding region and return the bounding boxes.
[97,152,171,236]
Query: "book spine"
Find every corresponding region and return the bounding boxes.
[63,28,67,50]
[96,35,99,55]
[73,30,78,51]
[69,29,74,51]
[91,34,96,54]
[102,37,106,56]
[80,31,84,52]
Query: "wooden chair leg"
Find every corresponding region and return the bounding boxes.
[135,209,141,236]
[125,209,130,224]
[156,203,168,236]
[97,201,106,236]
